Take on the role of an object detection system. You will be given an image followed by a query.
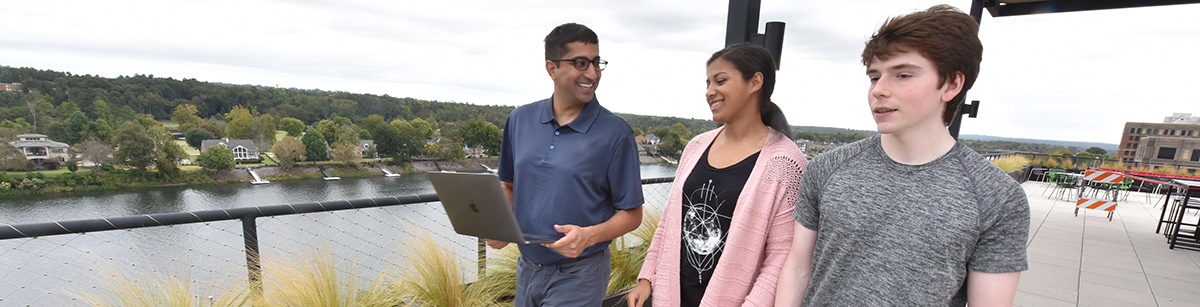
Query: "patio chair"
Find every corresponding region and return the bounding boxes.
[1040,168,1066,197]
[1049,173,1079,201]
[1027,166,1048,182]
[1115,178,1135,201]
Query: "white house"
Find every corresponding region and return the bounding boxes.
[9,134,70,165]
[200,139,260,161]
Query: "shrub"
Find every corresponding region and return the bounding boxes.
[990,155,1032,173]
[396,230,499,306]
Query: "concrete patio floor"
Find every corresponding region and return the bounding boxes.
[1017,181,1200,306]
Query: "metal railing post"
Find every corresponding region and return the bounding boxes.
[478,238,486,277]
[243,215,263,300]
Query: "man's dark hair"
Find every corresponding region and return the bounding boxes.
[862,4,982,126]
[544,23,599,61]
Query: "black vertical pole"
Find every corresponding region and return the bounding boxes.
[950,0,986,139]
[243,216,263,300]
[725,0,761,47]
[725,0,784,70]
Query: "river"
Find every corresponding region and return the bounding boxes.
[0,164,678,305]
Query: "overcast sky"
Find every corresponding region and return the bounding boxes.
[2,0,1198,144]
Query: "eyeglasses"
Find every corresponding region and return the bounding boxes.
[552,57,607,71]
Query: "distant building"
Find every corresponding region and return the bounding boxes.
[357,140,375,152]
[1119,113,1200,173]
[8,134,70,165]
[463,145,486,158]
[1132,137,1200,173]
[1164,113,1200,125]
[643,134,660,145]
[0,82,20,92]
[200,139,260,161]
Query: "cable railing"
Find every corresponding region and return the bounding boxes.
[0,176,675,306]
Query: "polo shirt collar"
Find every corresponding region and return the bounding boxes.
[538,95,602,133]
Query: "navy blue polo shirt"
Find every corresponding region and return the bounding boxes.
[498,96,644,265]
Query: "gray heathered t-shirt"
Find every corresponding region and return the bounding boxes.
[793,135,1029,306]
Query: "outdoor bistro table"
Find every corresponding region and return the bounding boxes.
[1058,172,1083,199]
[1166,178,1200,249]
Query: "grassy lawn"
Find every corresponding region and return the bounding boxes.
[4,168,95,177]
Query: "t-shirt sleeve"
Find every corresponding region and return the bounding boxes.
[607,132,644,210]
[968,181,1030,273]
[792,157,824,231]
[497,116,515,183]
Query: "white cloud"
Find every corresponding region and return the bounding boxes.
[1,0,1197,144]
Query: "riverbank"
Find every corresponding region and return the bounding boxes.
[2,155,672,197]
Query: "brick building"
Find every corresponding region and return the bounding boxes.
[1119,113,1200,174]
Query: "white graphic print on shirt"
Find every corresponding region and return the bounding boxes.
[683,179,731,283]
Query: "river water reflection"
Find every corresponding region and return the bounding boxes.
[0,164,677,305]
[0,164,678,225]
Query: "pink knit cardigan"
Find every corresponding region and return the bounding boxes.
[637,127,807,306]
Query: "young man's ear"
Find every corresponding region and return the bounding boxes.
[546,60,558,79]
[940,71,966,103]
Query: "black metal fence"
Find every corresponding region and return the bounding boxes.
[0,177,675,305]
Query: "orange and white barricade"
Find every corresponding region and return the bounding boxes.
[1075,198,1117,221]
[1076,170,1126,221]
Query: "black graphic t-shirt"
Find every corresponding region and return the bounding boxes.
[679,143,759,306]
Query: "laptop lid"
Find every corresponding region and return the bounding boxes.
[427,171,556,244]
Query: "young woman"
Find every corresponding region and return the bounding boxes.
[627,43,807,306]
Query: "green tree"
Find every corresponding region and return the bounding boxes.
[0,142,25,173]
[61,111,91,145]
[150,125,185,177]
[334,125,360,146]
[184,128,216,150]
[329,143,362,166]
[410,118,434,139]
[171,104,204,131]
[424,137,464,161]
[392,120,426,162]
[315,119,338,146]
[112,122,156,172]
[458,118,502,155]
[55,101,81,119]
[93,118,114,142]
[91,98,115,124]
[224,105,253,140]
[249,113,277,150]
[658,130,686,158]
[361,115,402,161]
[278,117,305,137]
[198,145,235,171]
[301,127,328,162]
[273,136,305,170]
[1085,147,1107,156]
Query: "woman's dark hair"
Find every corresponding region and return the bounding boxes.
[707,43,791,138]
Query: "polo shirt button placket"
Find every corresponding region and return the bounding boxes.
[550,130,559,150]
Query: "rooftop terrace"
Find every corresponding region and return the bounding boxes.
[1017,181,1200,306]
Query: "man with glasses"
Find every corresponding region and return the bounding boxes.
[495,22,644,306]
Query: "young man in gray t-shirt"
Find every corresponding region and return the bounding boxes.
[776,5,1029,306]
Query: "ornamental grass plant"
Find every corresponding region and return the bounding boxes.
[990,155,1032,173]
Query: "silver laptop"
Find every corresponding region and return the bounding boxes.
[427,171,558,244]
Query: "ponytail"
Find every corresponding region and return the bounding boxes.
[761,100,791,138]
